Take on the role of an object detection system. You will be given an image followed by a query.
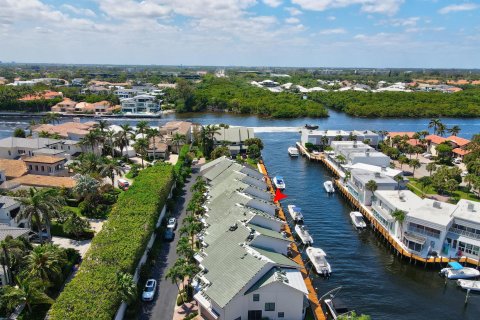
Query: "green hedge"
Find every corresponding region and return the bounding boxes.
[49,164,175,320]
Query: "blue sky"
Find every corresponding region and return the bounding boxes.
[1,0,479,67]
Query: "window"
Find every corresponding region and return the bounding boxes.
[265,303,275,311]
[278,312,285,318]
[234,318,241,320]
[253,294,259,302]
[29,165,33,170]
[8,151,11,156]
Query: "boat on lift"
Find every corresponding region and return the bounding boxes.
[324,181,335,193]
[306,247,332,277]
[287,204,304,223]
[457,279,480,292]
[349,211,367,229]
[272,176,286,190]
[294,224,313,246]
[440,262,480,279]
[305,124,319,130]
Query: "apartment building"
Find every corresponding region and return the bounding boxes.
[301,129,380,147]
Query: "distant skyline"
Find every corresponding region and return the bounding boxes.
[1,0,479,68]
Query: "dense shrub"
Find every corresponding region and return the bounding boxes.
[49,164,175,320]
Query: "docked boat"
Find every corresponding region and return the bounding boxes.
[272,176,286,190]
[287,205,304,223]
[350,211,367,229]
[294,224,313,246]
[305,124,319,130]
[324,181,335,193]
[440,262,480,279]
[288,146,299,157]
[457,279,480,292]
[306,247,332,277]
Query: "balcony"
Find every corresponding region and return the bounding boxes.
[449,227,480,240]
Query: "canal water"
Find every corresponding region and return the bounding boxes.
[1,111,479,319]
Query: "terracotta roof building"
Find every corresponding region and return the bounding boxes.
[33,121,97,140]
[51,98,77,113]
[0,159,28,178]
[446,136,470,147]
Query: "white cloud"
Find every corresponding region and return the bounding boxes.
[388,17,420,27]
[262,0,282,8]
[61,4,97,17]
[327,15,336,20]
[285,7,303,15]
[438,3,479,14]
[292,0,404,15]
[285,17,300,24]
[319,28,347,34]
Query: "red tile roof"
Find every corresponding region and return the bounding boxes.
[387,132,416,139]
[446,136,470,147]
[426,135,446,145]
[452,148,470,156]
[407,139,422,146]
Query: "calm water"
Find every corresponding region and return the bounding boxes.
[1,111,479,319]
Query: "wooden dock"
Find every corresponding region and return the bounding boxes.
[296,142,480,268]
[258,162,327,320]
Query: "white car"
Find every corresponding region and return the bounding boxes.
[461,171,468,177]
[453,158,462,164]
[142,279,157,302]
[167,217,177,230]
[422,153,432,159]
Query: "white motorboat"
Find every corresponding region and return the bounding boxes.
[440,262,480,279]
[349,211,367,229]
[457,279,480,292]
[287,204,304,223]
[324,181,335,193]
[272,176,286,190]
[288,146,299,157]
[306,247,332,277]
[294,224,313,246]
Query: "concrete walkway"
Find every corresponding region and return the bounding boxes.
[140,167,200,320]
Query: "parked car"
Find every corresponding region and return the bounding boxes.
[402,171,414,176]
[164,227,175,241]
[422,153,432,159]
[167,217,177,230]
[192,158,199,165]
[28,231,50,244]
[118,178,130,191]
[141,279,157,302]
[453,158,462,164]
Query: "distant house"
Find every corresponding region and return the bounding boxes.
[301,129,380,147]
[51,98,77,113]
[330,141,390,167]
[32,121,97,141]
[19,90,63,101]
[213,127,255,156]
[426,135,470,158]
[0,196,29,228]
[23,155,67,176]
[120,95,160,114]
[160,121,193,153]
[347,169,397,205]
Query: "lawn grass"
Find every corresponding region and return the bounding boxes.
[408,178,480,203]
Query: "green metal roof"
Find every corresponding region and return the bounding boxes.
[250,247,300,268]
[248,223,292,242]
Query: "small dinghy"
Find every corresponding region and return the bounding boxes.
[287,204,304,223]
[457,279,480,292]
[288,146,299,157]
[324,181,335,193]
[272,176,286,190]
[306,247,332,277]
[350,211,367,229]
[305,124,319,130]
[440,262,480,280]
[295,224,313,246]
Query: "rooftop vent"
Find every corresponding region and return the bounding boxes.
[467,203,475,212]
[399,192,406,201]
[433,201,442,209]
[374,172,381,178]
[381,166,387,172]
[229,223,238,231]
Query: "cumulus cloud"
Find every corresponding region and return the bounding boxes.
[319,28,347,35]
[285,7,303,15]
[292,0,404,15]
[262,0,282,7]
[285,17,300,24]
[438,3,479,14]
[61,4,97,17]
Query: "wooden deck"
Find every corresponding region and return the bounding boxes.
[258,162,327,320]
[297,141,480,267]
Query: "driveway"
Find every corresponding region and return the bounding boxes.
[51,237,92,257]
[140,167,200,320]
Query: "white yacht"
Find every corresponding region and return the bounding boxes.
[288,146,299,157]
[306,247,332,277]
[349,211,367,229]
[272,176,286,190]
[287,204,304,223]
[294,224,313,246]
[324,180,335,193]
[440,262,480,279]
[457,279,480,292]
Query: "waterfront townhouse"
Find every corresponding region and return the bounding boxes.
[331,141,390,167]
[120,94,160,114]
[446,200,480,261]
[347,169,397,205]
[212,127,255,156]
[301,129,380,147]
[194,158,309,320]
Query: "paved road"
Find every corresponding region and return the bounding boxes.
[140,168,200,320]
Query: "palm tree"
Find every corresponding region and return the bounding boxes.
[105,129,116,157]
[464,173,479,190]
[426,162,437,176]
[44,113,60,124]
[116,124,134,157]
[344,170,351,184]
[172,133,187,154]
[320,136,329,150]
[27,120,37,136]
[133,137,149,168]
[116,272,137,305]
[201,125,220,156]
[448,125,461,136]
[136,120,150,138]
[1,277,53,314]
[72,174,100,200]
[398,155,409,170]
[73,153,102,176]
[25,243,66,284]
[436,123,446,137]
[394,175,403,191]
[100,157,126,185]
[18,188,65,242]
[38,130,51,138]
[80,130,100,153]
[180,220,203,250]
[428,118,443,135]
[0,236,29,285]
[96,120,110,133]
[146,128,161,160]
[409,159,421,177]
[165,265,185,304]
[391,209,406,239]
[335,154,346,164]
[365,180,378,203]
[176,236,194,260]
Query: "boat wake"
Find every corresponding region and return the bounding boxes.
[252,126,301,133]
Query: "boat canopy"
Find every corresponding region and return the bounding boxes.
[293,206,302,212]
[448,261,464,270]
[275,176,284,180]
